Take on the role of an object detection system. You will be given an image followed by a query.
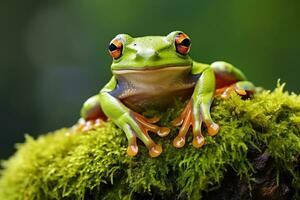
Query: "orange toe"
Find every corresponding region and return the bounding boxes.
[127,145,138,157]
[149,144,162,157]
[173,136,186,148]
[235,88,247,95]
[192,135,205,148]
[157,127,170,137]
[207,123,220,136]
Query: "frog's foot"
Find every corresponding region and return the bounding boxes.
[215,84,246,99]
[68,118,104,135]
[215,81,255,99]
[126,112,170,157]
[172,100,219,149]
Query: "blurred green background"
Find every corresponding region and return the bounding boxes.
[1,0,299,159]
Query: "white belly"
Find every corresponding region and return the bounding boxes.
[112,66,198,111]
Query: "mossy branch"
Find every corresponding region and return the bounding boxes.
[0,84,299,200]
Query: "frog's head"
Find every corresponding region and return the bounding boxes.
[108,31,193,70]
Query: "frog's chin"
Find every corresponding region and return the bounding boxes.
[112,65,191,73]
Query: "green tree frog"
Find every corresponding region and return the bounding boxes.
[74,31,255,157]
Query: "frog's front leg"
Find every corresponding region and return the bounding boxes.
[172,62,219,148]
[99,77,170,157]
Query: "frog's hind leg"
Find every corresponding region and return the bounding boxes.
[211,61,255,98]
[71,95,107,133]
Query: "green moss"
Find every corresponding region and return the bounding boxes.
[0,84,299,200]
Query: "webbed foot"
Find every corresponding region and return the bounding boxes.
[215,81,255,99]
[124,111,170,157]
[172,100,219,149]
[68,118,104,136]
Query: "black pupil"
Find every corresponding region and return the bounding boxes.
[109,43,118,51]
[180,38,191,47]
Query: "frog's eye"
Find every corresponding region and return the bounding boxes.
[175,33,191,55]
[108,38,123,59]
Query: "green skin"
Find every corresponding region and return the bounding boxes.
[80,31,254,157]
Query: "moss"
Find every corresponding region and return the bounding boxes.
[0,84,299,200]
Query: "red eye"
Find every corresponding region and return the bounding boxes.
[175,33,191,55]
[108,38,123,59]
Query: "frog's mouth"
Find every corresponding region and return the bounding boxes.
[112,65,191,74]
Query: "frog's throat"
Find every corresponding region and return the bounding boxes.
[111,65,197,111]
